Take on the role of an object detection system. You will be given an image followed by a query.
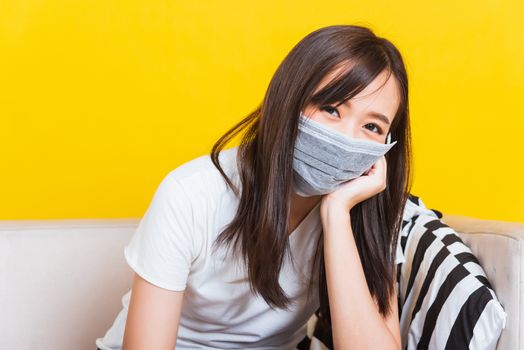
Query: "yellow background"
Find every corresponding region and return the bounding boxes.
[1,1,523,222]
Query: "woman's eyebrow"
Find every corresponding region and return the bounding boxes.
[339,100,391,125]
[368,111,391,125]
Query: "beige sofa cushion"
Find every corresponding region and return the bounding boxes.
[442,214,524,350]
[0,204,522,349]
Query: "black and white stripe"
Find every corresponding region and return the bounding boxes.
[297,194,506,350]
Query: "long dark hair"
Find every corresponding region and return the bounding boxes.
[210,25,412,322]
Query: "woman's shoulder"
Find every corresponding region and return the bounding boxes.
[159,146,240,202]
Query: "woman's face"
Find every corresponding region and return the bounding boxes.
[302,69,400,144]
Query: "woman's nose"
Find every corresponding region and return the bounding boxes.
[337,122,361,139]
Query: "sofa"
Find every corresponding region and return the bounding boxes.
[1,212,523,349]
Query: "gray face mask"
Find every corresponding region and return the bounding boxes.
[292,112,398,197]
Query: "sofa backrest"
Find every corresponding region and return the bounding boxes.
[0,219,138,350]
[1,215,522,350]
[442,214,524,350]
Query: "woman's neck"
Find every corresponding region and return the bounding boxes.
[288,190,322,235]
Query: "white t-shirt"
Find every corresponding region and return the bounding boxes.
[96,146,406,350]
[96,146,323,350]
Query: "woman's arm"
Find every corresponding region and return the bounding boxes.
[122,273,184,350]
[318,154,401,350]
[321,202,401,350]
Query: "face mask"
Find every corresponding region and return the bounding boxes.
[292,112,398,197]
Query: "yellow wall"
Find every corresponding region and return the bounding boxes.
[1,1,523,222]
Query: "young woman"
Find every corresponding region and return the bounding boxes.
[96,24,411,350]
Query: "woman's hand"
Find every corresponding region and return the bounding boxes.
[321,155,388,213]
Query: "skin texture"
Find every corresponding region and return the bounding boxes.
[122,273,183,350]
[290,67,403,349]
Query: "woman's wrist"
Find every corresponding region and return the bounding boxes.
[320,197,353,239]
[320,196,353,219]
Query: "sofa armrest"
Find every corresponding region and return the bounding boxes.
[441,214,524,350]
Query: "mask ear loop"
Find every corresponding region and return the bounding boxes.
[386,131,392,144]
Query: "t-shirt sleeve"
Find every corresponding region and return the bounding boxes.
[124,173,195,291]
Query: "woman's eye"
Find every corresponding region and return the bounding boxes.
[364,123,383,134]
[319,105,340,118]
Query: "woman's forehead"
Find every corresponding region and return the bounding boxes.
[312,67,401,123]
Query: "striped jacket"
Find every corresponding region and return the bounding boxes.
[296,193,506,350]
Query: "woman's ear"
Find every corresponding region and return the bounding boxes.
[386,131,392,144]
